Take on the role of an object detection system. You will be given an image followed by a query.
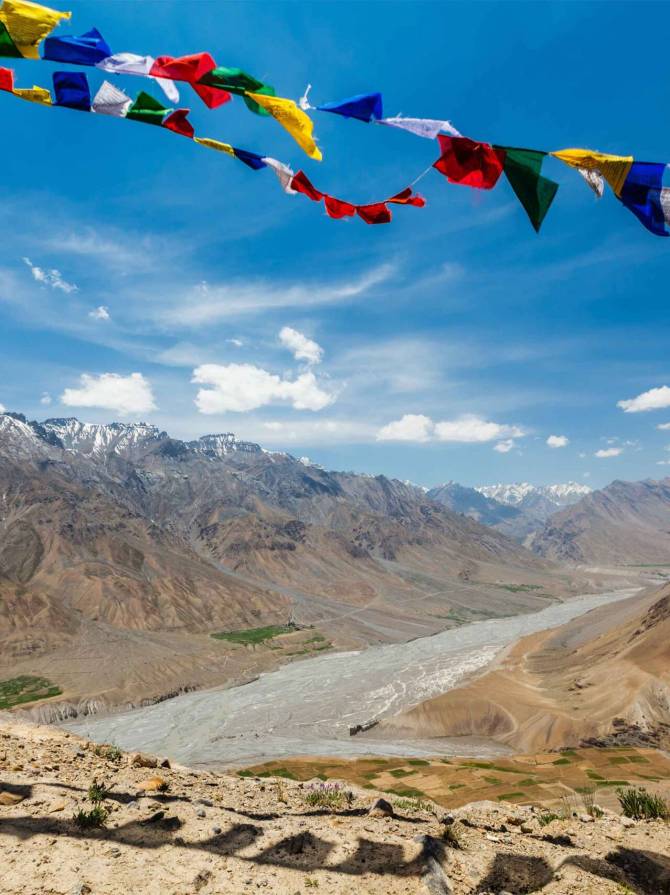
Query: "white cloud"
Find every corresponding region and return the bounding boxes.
[434,415,525,443]
[547,434,569,448]
[658,422,670,430]
[279,326,323,365]
[61,372,156,415]
[22,257,78,293]
[40,392,52,406]
[192,363,336,414]
[376,413,525,445]
[494,439,515,453]
[89,305,110,321]
[594,447,623,458]
[658,460,670,466]
[227,338,243,348]
[157,264,394,327]
[0,402,5,412]
[377,414,434,442]
[618,385,670,413]
[257,418,375,444]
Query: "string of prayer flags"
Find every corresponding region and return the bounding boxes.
[148,52,232,109]
[92,79,131,117]
[494,147,559,232]
[95,52,179,102]
[43,26,110,64]
[317,91,382,123]
[550,148,633,197]
[0,64,50,102]
[289,169,425,224]
[433,135,504,189]
[0,0,69,59]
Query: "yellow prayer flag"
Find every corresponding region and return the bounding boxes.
[194,137,235,156]
[551,148,633,197]
[13,84,51,104]
[245,92,322,161]
[0,0,70,59]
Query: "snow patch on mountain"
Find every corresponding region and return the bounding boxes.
[476,481,592,508]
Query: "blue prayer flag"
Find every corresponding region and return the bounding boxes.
[53,71,91,111]
[43,28,112,66]
[317,92,383,123]
[233,148,267,170]
[619,162,669,237]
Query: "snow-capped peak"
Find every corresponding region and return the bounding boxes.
[42,418,164,457]
[189,433,261,459]
[476,481,592,508]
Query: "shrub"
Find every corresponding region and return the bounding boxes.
[393,796,430,813]
[617,786,669,820]
[538,812,560,827]
[442,824,462,849]
[304,782,354,811]
[87,780,109,804]
[74,804,108,829]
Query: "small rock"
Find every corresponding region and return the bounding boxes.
[621,816,635,828]
[49,801,67,813]
[106,848,121,858]
[197,798,213,807]
[137,776,167,793]
[441,812,455,826]
[196,808,206,818]
[368,797,394,818]
[211,826,222,835]
[70,884,91,895]
[140,810,165,825]
[130,752,158,769]
[0,791,24,806]
[579,813,595,823]
[193,869,212,892]
[485,833,500,842]
[159,757,171,768]
[520,823,534,834]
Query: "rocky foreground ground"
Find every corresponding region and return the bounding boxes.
[0,718,668,895]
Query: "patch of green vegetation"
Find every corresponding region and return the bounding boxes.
[87,781,109,803]
[253,767,296,780]
[362,783,375,790]
[449,783,465,790]
[600,780,631,787]
[538,812,560,826]
[497,583,543,593]
[407,759,430,766]
[553,758,571,766]
[625,755,650,764]
[237,769,255,778]
[304,784,353,811]
[617,786,668,820]
[361,771,379,780]
[497,792,526,801]
[636,774,662,782]
[315,773,328,781]
[211,624,294,645]
[385,786,426,799]
[305,633,326,644]
[560,749,578,756]
[389,768,417,778]
[74,804,108,829]
[0,675,62,710]
[517,778,539,787]
[459,761,494,770]
[586,770,605,781]
[394,796,431,813]
[483,776,502,785]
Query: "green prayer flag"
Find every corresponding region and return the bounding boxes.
[199,66,275,115]
[498,147,559,232]
[126,91,171,126]
[0,21,22,58]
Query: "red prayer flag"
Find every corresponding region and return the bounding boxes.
[290,170,324,201]
[150,53,217,83]
[0,67,14,92]
[387,187,426,207]
[191,81,232,109]
[162,108,194,139]
[324,195,356,219]
[433,135,504,189]
[357,202,392,224]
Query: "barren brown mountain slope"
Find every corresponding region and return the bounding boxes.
[381,584,670,752]
[0,412,601,713]
[532,478,670,564]
[2,718,670,895]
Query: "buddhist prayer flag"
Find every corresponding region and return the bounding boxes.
[52,69,89,109]
[433,135,504,189]
[95,52,179,103]
[150,52,216,83]
[577,167,605,198]
[126,90,170,125]
[619,162,669,236]
[376,115,461,140]
[288,170,424,224]
[551,148,633,197]
[232,147,267,170]
[43,26,110,64]
[0,21,22,56]
[324,195,356,219]
[162,107,194,138]
[197,66,274,114]
[91,79,131,117]
[317,91,382,122]
[262,157,296,193]
[245,92,322,160]
[495,147,559,232]
[0,0,70,59]
[357,203,392,224]
[194,136,235,155]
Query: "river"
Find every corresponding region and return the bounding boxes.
[66,588,639,767]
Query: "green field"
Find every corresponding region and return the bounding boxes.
[0,675,62,710]
[211,624,295,645]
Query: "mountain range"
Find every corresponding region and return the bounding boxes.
[427,480,591,541]
[1,412,585,713]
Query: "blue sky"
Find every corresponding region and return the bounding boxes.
[1,0,670,489]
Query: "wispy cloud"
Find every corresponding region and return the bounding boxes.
[88,305,111,321]
[595,447,623,458]
[22,257,78,294]
[377,413,526,447]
